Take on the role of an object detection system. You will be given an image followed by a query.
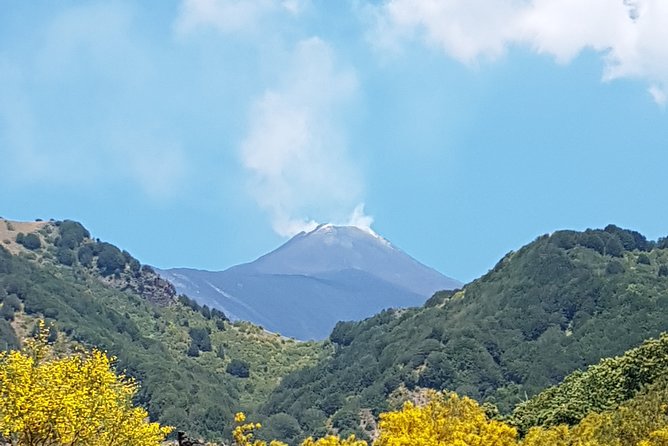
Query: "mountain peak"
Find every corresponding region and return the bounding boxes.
[244,224,459,296]
[305,223,391,247]
[158,223,461,339]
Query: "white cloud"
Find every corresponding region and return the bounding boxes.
[648,85,667,106]
[371,0,668,103]
[175,0,307,35]
[240,37,364,237]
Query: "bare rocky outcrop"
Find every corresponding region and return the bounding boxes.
[104,266,177,306]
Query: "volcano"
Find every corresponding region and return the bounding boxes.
[158,225,460,340]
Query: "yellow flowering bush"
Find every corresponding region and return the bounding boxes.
[375,391,517,446]
[233,412,287,446]
[0,321,172,446]
[639,427,668,446]
[300,435,367,446]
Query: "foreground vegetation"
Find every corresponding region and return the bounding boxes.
[4,325,667,446]
[0,322,172,446]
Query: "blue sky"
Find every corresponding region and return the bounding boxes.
[2,0,668,283]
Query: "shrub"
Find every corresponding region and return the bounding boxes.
[606,260,625,275]
[0,319,19,351]
[579,232,605,255]
[16,233,41,250]
[56,220,90,249]
[188,327,212,352]
[211,308,227,321]
[77,245,94,267]
[96,243,127,277]
[186,342,200,357]
[56,248,75,266]
[227,359,250,378]
[604,237,624,257]
[4,295,21,311]
[638,253,651,265]
[0,304,16,321]
[0,323,173,445]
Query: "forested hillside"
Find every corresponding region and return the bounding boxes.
[262,226,668,441]
[0,219,322,440]
[509,332,668,434]
[3,220,668,444]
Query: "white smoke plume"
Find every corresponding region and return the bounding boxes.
[240,37,366,237]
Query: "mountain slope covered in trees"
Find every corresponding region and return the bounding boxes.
[261,226,668,440]
[508,332,668,434]
[0,218,322,440]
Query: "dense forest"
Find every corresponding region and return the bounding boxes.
[2,220,668,444]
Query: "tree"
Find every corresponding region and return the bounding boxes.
[0,321,172,446]
[77,245,94,267]
[56,220,90,249]
[56,247,75,266]
[638,253,652,265]
[263,413,302,444]
[3,295,21,311]
[606,260,625,275]
[659,265,668,277]
[186,342,200,357]
[0,320,20,351]
[578,232,605,255]
[604,236,624,257]
[188,327,212,352]
[16,233,41,250]
[96,243,127,277]
[227,359,250,378]
[0,304,15,321]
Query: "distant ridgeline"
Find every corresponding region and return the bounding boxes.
[0,218,322,441]
[260,225,668,441]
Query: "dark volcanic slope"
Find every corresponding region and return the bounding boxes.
[158,225,461,340]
